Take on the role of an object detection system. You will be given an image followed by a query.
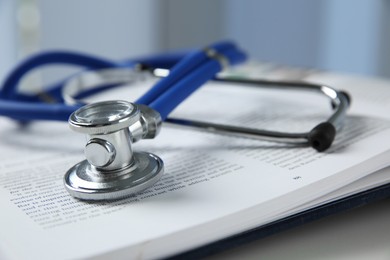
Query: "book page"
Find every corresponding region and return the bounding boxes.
[0,77,389,259]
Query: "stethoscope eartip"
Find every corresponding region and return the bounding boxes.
[307,122,336,152]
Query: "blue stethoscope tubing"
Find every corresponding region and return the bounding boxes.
[0,41,246,121]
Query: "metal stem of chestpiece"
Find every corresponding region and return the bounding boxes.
[64,100,164,201]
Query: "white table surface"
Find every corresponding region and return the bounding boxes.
[208,198,390,260]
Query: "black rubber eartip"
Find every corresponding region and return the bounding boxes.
[331,90,351,109]
[308,122,336,152]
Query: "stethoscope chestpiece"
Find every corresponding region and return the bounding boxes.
[64,100,164,201]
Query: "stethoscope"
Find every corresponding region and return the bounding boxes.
[0,41,350,201]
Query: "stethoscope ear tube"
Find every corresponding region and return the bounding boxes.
[60,65,350,152]
[60,66,350,152]
[166,78,350,152]
[309,91,351,151]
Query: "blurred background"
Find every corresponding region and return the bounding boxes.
[1,0,390,86]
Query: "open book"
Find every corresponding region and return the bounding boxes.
[0,63,389,259]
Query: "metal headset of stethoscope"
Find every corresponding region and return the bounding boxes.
[0,41,350,201]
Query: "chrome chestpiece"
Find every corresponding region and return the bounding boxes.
[64,100,164,201]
